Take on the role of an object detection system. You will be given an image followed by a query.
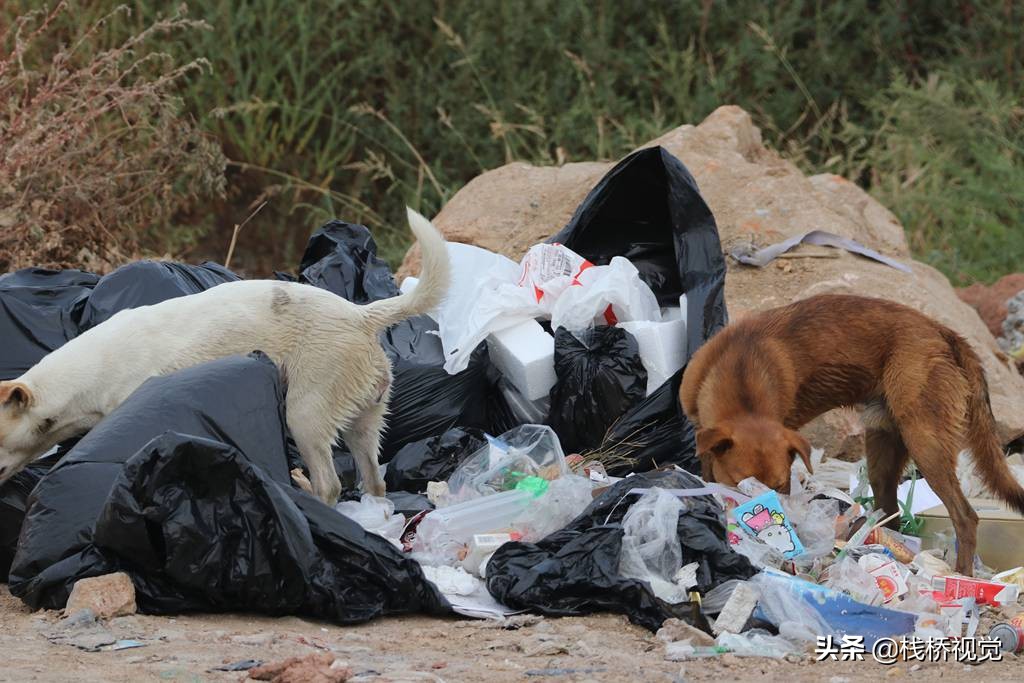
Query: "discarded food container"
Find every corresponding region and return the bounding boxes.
[930,575,1019,606]
[413,489,536,565]
[858,553,908,603]
[461,533,515,576]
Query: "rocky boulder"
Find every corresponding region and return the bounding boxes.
[401,106,1024,457]
[958,273,1024,339]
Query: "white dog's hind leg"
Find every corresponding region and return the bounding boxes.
[341,401,388,497]
[287,394,344,505]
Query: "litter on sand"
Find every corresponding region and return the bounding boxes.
[1,145,1020,665]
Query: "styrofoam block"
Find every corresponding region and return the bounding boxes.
[617,318,688,395]
[660,306,683,321]
[399,276,419,295]
[486,319,556,401]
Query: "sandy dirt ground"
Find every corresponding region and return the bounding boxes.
[2,589,1022,683]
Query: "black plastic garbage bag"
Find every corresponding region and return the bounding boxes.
[547,326,647,454]
[91,432,446,621]
[379,317,508,460]
[0,268,98,380]
[298,220,400,304]
[79,260,238,330]
[9,352,448,624]
[384,427,487,493]
[8,353,290,608]
[548,146,728,355]
[485,469,756,632]
[599,368,698,476]
[0,450,63,582]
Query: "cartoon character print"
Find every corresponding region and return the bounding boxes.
[740,504,795,554]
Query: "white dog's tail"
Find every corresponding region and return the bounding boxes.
[362,207,450,329]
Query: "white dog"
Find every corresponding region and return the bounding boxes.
[0,208,450,504]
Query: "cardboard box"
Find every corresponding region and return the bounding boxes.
[918,497,1024,571]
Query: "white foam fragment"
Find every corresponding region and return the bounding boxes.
[399,276,419,295]
[617,318,688,395]
[486,319,556,401]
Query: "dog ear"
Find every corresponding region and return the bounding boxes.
[0,382,33,413]
[785,429,813,473]
[696,426,733,457]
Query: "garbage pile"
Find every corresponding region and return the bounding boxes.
[1,146,1021,661]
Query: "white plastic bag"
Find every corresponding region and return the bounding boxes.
[335,494,406,543]
[434,243,662,374]
[433,243,540,375]
[618,488,690,604]
[549,256,661,332]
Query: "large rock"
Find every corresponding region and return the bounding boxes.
[958,273,1024,338]
[402,106,1024,453]
[64,572,136,619]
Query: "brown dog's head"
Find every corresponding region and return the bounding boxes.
[696,415,812,493]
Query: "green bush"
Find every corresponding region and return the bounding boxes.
[5,1,1022,281]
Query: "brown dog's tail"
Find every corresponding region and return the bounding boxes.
[944,329,1024,516]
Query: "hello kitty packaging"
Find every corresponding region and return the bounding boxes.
[733,490,805,559]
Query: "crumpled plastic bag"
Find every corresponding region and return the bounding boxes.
[79,260,238,330]
[0,268,97,380]
[618,489,691,604]
[297,220,400,303]
[549,256,660,331]
[435,242,661,375]
[486,469,756,631]
[821,555,885,606]
[383,428,487,494]
[335,494,406,544]
[443,425,569,505]
[546,326,648,454]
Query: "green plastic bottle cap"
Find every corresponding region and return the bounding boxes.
[515,475,549,497]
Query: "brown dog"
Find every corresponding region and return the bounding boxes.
[680,294,1024,576]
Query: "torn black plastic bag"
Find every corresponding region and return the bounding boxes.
[0,268,98,380]
[378,316,510,460]
[547,326,647,454]
[598,368,698,476]
[8,353,291,608]
[384,427,487,493]
[0,449,63,581]
[79,260,239,330]
[548,146,728,355]
[92,432,447,622]
[298,220,400,304]
[485,470,756,632]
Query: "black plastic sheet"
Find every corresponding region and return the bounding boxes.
[93,432,446,621]
[485,470,756,632]
[8,353,447,623]
[0,268,97,380]
[8,353,290,608]
[602,368,698,476]
[549,146,728,353]
[548,147,728,472]
[298,220,400,304]
[384,427,487,493]
[79,260,239,330]
[547,326,647,454]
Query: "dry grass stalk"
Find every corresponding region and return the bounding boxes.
[0,2,226,273]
